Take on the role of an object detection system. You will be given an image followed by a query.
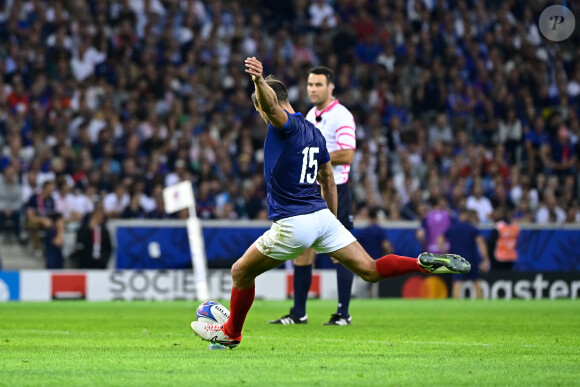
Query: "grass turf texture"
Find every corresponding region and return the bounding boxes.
[1,300,579,386]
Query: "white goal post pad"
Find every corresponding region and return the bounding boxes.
[186,217,209,301]
[163,181,194,214]
[162,181,209,300]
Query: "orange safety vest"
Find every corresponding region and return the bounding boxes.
[494,221,520,262]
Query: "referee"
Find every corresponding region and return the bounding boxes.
[269,66,357,325]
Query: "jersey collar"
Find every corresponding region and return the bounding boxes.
[315,99,339,118]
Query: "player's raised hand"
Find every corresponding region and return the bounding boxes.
[245,57,263,82]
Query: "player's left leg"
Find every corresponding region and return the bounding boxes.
[328,242,471,283]
[315,209,428,282]
[328,241,419,282]
[318,210,470,282]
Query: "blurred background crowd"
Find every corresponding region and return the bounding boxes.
[1,0,580,260]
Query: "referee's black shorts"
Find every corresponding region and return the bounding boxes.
[318,183,353,230]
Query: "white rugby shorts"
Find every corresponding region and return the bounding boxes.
[255,208,357,261]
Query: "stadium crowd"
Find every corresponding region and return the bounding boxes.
[0,0,579,258]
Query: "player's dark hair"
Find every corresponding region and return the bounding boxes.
[251,75,289,105]
[308,66,334,85]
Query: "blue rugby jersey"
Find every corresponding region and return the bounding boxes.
[264,111,331,220]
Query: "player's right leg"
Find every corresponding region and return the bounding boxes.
[191,243,283,348]
[268,247,315,325]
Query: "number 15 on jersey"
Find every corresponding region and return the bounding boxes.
[299,147,319,184]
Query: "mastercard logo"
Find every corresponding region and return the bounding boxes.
[401,275,448,298]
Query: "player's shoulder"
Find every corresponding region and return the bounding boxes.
[286,112,320,135]
[285,111,306,127]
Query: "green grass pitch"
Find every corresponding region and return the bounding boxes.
[1,300,579,386]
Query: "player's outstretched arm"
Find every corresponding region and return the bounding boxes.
[317,161,338,217]
[245,57,288,128]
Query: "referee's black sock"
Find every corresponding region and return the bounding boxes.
[291,265,311,318]
[336,263,354,317]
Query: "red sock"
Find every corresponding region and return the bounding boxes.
[223,286,255,339]
[375,254,427,278]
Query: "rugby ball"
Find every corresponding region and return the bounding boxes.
[196,301,230,324]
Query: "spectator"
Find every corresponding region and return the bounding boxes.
[417,196,453,254]
[535,191,566,224]
[6,76,29,114]
[148,188,174,219]
[103,182,129,219]
[196,181,217,219]
[70,39,107,82]
[428,113,453,147]
[438,209,490,299]
[497,108,523,164]
[490,184,515,212]
[565,201,580,223]
[393,157,420,206]
[165,159,189,187]
[513,197,534,223]
[414,68,446,115]
[25,180,57,252]
[542,126,577,180]
[121,193,147,219]
[401,189,425,221]
[357,207,393,259]
[308,0,337,30]
[466,179,493,223]
[21,170,38,205]
[510,173,539,210]
[524,116,549,175]
[71,205,112,269]
[45,213,65,269]
[53,180,73,222]
[65,187,95,222]
[0,165,23,243]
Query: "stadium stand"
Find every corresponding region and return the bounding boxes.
[0,0,579,267]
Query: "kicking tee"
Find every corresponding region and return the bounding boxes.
[264,111,330,220]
